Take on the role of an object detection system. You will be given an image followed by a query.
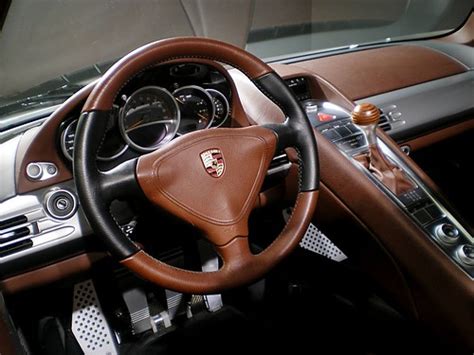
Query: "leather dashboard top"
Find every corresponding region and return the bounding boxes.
[292,45,467,100]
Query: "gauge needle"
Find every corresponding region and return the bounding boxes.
[197,112,208,121]
[127,118,145,131]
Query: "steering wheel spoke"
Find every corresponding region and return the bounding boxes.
[215,236,253,272]
[99,158,142,203]
[263,122,298,152]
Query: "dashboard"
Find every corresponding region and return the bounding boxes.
[0,41,472,289]
[59,62,232,168]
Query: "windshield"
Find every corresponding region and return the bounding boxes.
[0,0,471,120]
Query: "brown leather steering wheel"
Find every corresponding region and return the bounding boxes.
[74,37,319,294]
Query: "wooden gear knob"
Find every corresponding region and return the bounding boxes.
[351,103,380,126]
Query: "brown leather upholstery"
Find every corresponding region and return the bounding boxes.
[0,253,106,294]
[402,119,474,152]
[136,126,277,247]
[16,83,94,193]
[355,146,414,196]
[294,45,467,100]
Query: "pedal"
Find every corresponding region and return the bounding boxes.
[283,208,347,262]
[163,241,223,320]
[71,280,118,355]
[198,240,223,312]
[122,287,153,335]
[165,289,188,319]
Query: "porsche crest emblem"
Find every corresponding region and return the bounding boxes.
[200,149,225,178]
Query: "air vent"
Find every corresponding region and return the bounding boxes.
[378,105,405,132]
[0,214,33,256]
[0,239,33,257]
[0,227,29,244]
[378,113,392,132]
[0,215,27,230]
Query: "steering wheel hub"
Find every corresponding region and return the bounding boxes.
[137,126,277,246]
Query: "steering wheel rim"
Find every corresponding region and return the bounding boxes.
[74,37,319,294]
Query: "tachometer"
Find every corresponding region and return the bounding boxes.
[119,86,180,152]
[206,89,230,127]
[173,86,215,135]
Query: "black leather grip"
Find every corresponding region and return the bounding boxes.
[74,111,139,258]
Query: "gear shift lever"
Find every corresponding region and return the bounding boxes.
[351,103,414,196]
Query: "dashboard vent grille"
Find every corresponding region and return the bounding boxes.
[0,214,33,257]
[378,112,392,132]
[0,215,27,230]
[0,239,33,258]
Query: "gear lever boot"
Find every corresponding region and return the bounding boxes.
[352,103,414,196]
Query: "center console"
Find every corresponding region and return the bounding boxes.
[286,76,474,279]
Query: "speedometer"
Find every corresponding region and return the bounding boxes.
[119,86,180,152]
[173,86,215,135]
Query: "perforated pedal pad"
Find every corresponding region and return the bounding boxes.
[283,208,347,262]
[300,223,347,262]
[71,280,118,355]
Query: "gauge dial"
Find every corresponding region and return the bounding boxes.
[173,86,215,135]
[206,89,230,127]
[119,86,180,152]
[61,116,127,161]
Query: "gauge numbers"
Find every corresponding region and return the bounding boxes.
[173,86,215,135]
[119,86,180,152]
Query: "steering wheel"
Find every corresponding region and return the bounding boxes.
[74,37,319,294]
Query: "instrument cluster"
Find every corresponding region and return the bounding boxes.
[60,63,231,163]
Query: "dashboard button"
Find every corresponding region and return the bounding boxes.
[322,129,341,141]
[335,126,352,138]
[435,223,459,244]
[425,204,443,220]
[317,112,335,122]
[346,124,361,134]
[457,245,474,266]
[47,164,58,175]
[412,209,431,225]
[26,162,58,181]
[26,163,42,180]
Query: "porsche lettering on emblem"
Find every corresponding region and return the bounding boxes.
[200,149,225,178]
